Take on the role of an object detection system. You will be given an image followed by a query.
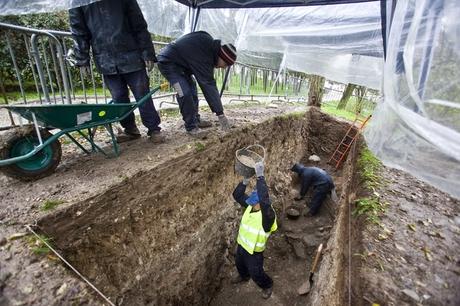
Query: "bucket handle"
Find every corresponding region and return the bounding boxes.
[243,144,266,161]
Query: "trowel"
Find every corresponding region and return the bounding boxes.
[298,243,323,295]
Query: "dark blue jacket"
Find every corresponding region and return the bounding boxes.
[232,177,276,233]
[291,164,334,198]
[158,31,223,114]
[69,0,157,75]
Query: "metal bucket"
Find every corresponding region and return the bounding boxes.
[235,144,266,178]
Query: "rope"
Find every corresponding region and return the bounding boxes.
[25,225,115,306]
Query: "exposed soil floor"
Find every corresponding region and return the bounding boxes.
[0,103,458,306]
[351,165,460,306]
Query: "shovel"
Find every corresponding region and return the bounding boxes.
[298,243,323,295]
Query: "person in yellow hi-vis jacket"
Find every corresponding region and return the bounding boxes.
[231,161,277,299]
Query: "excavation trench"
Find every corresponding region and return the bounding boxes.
[38,108,360,305]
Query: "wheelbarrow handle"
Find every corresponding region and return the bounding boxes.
[133,83,168,108]
[118,83,169,122]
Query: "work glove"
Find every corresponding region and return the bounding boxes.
[255,161,264,178]
[145,60,155,71]
[242,177,250,185]
[218,114,230,131]
[79,65,91,78]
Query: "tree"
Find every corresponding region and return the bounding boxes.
[337,83,356,110]
[308,75,325,107]
[355,85,367,113]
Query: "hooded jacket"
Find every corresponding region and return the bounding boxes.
[69,0,157,75]
[291,164,334,198]
[158,31,223,114]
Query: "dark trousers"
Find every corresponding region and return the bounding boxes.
[235,244,273,289]
[310,182,333,215]
[104,69,161,133]
[157,61,201,131]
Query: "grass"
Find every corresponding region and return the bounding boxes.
[159,107,181,118]
[321,103,359,121]
[358,147,382,189]
[41,199,65,211]
[353,146,386,224]
[353,197,385,224]
[2,86,110,104]
[194,142,205,152]
[27,234,52,255]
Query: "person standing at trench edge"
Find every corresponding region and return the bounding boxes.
[291,163,337,216]
[157,31,236,138]
[231,161,277,299]
[69,0,165,144]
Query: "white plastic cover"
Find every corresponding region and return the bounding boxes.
[0,0,102,15]
[141,0,383,89]
[366,0,460,198]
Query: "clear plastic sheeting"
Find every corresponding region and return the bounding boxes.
[0,0,102,16]
[280,48,382,89]
[366,0,460,198]
[139,0,189,39]
[140,0,383,88]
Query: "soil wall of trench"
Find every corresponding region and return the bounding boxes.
[38,107,359,305]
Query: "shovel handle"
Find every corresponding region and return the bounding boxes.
[310,243,323,274]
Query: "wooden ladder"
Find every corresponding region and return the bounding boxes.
[329,115,372,169]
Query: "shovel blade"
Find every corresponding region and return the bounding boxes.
[297,281,311,295]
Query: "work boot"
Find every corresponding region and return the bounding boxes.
[230,274,249,284]
[148,130,166,144]
[187,128,208,139]
[261,287,273,299]
[116,127,141,143]
[197,119,212,129]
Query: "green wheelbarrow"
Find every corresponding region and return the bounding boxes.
[0,83,168,181]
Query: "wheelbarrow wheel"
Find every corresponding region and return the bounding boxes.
[0,128,62,181]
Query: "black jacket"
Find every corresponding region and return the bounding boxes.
[291,164,334,198]
[232,177,276,233]
[158,31,224,114]
[69,0,157,75]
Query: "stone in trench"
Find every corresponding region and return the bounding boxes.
[308,155,321,162]
[402,289,420,302]
[56,283,67,296]
[292,241,307,259]
[22,285,33,294]
[0,270,12,283]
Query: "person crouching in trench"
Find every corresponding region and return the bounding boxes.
[231,161,277,299]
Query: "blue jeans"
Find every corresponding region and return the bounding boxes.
[235,244,273,289]
[157,61,200,131]
[104,69,161,133]
[310,182,334,215]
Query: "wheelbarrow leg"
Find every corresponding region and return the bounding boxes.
[65,132,91,154]
[105,123,120,157]
[76,130,109,157]
[87,128,98,152]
